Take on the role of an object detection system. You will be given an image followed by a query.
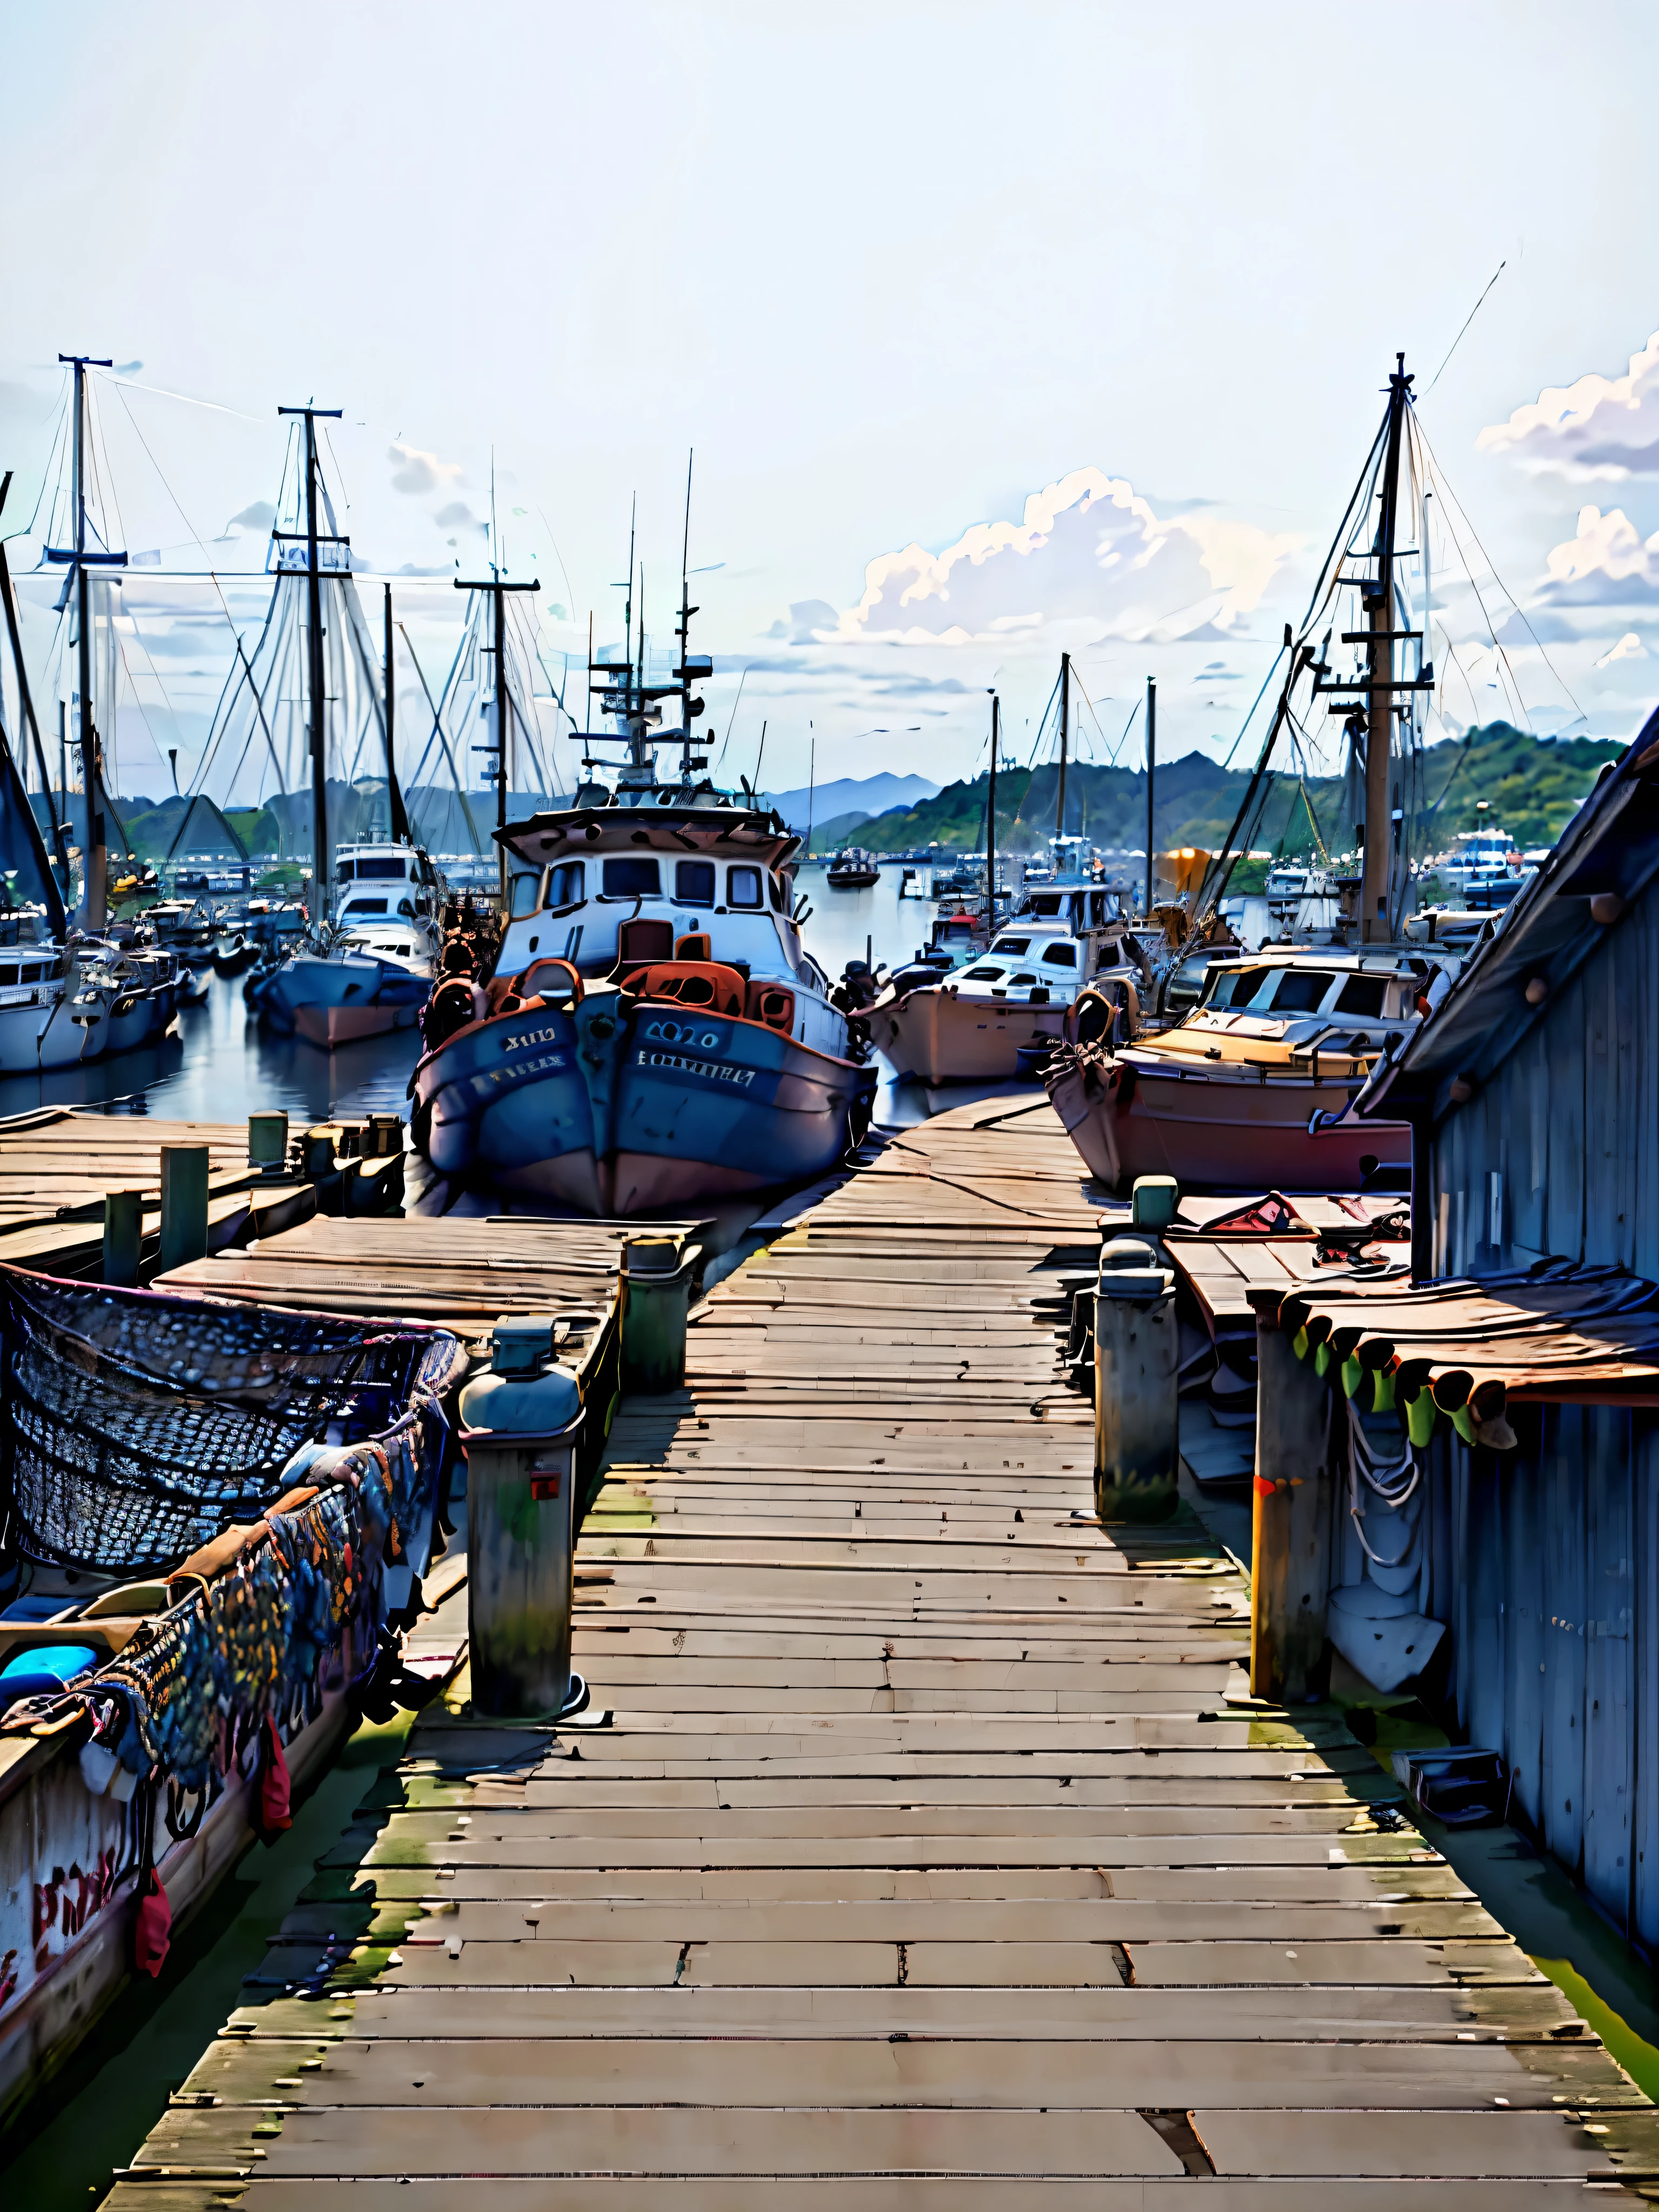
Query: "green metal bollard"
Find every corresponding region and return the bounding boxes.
[103,1188,144,1287]
[1130,1174,1179,1231]
[621,1235,694,1392]
[1093,1261,1179,1522]
[159,1145,210,1273]
[247,1111,289,1175]
[458,1316,588,1718]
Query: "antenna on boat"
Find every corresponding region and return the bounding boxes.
[674,449,706,784]
[276,401,343,924]
[453,567,541,907]
[987,689,999,942]
[1359,353,1413,942]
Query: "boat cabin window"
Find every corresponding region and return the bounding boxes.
[1202,965,1270,1010]
[547,860,584,907]
[603,856,660,897]
[992,938,1029,955]
[1089,892,1115,926]
[352,857,407,881]
[1333,973,1389,1017]
[1028,895,1062,916]
[728,865,763,909]
[1009,971,1038,986]
[508,871,542,919]
[342,897,389,917]
[964,965,1002,980]
[1264,968,1337,1014]
[676,859,717,905]
[0,966,16,986]
[1042,942,1078,968]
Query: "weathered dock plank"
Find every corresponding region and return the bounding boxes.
[107,1102,1654,2203]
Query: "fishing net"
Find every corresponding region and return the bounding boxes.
[91,1439,405,1791]
[0,1266,464,1574]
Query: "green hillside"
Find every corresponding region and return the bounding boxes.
[852,723,1629,861]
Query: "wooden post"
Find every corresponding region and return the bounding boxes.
[247,1110,289,1174]
[159,1145,210,1274]
[103,1189,143,1287]
[1093,1272,1179,1522]
[1250,1294,1337,1701]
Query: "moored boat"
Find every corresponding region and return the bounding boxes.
[1047,945,1453,1191]
[825,846,880,889]
[410,521,875,1213]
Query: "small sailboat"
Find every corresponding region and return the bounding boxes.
[412,496,875,1212]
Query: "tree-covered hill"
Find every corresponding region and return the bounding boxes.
[849,723,1630,860]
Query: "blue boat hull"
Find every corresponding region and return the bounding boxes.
[412,994,872,1215]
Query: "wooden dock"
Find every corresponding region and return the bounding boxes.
[110,1100,1656,2203]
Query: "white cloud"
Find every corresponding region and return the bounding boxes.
[1477,330,1659,480]
[388,442,465,497]
[827,467,1298,648]
[1595,631,1649,667]
[1536,504,1659,608]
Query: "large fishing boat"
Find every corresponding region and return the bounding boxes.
[410,519,875,1213]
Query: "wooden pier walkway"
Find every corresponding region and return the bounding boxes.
[112,1101,1654,2204]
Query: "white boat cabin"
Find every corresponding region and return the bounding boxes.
[947,885,1135,1006]
[333,845,441,928]
[494,800,843,1055]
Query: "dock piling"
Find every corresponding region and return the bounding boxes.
[158,1145,210,1274]
[621,1233,694,1391]
[101,1188,143,1286]
[1249,1296,1336,1700]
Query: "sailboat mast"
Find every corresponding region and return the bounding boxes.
[678,450,696,782]
[454,570,539,906]
[1144,676,1156,916]
[273,403,341,925]
[987,690,999,939]
[383,583,410,843]
[1055,651,1070,848]
[60,354,114,927]
[1362,353,1412,942]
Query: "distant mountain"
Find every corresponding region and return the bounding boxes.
[764,773,939,835]
[844,724,1627,861]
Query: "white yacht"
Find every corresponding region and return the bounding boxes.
[248,842,442,1048]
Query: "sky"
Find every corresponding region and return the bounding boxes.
[2,0,1658,810]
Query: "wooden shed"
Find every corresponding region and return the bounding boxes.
[1249,704,1659,1950]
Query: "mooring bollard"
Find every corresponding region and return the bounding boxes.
[103,1188,144,1287]
[247,1110,289,1175]
[1094,1245,1178,1522]
[458,1316,587,1718]
[158,1145,210,1273]
[1130,1174,1179,1231]
[621,1235,694,1392]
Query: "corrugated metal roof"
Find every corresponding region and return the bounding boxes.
[1360,699,1659,1121]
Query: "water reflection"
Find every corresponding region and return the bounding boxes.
[0,972,419,1125]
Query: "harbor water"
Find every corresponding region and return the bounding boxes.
[1,864,951,1127]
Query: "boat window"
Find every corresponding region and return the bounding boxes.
[676,859,717,905]
[1042,942,1078,968]
[508,871,542,919]
[397,897,416,919]
[343,898,389,916]
[1333,973,1388,1017]
[963,966,1003,980]
[992,937,1029,955]
[1264,968,1337,1013]
[335,860,355,882]
[1009,972,1038,986]
[547,860,584,907]
[1202,965,1269,1009]
[768,872,785,911]
[0,966,15,986]
[1028,895,1062,915]
[728,865,763,908]
[603,856,661,897]
[353,857,407,880]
